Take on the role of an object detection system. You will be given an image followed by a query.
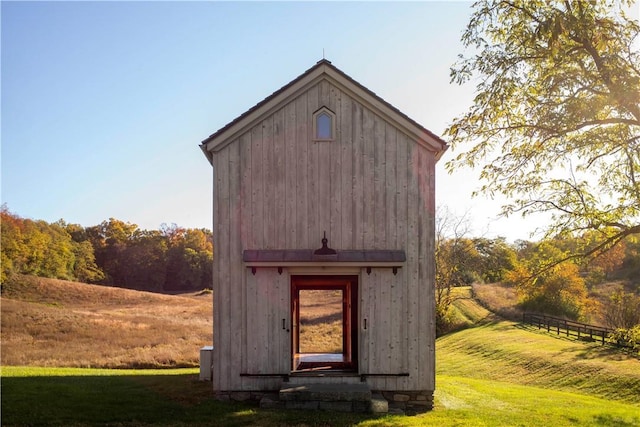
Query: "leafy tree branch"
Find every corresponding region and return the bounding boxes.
[446,0,640,260]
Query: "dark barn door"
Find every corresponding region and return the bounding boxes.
[291,275,358,372]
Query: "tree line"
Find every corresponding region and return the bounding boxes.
[1,206,212,293]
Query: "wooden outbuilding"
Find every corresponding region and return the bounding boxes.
[200,60,448,411]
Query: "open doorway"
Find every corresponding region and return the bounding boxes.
[291,276,358,372]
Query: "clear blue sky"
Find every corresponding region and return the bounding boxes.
[2,1,549,242]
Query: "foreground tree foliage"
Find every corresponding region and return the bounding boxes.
[447,0,640,258]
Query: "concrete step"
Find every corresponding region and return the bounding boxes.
[272,383,388,413]
[280,383,371,402]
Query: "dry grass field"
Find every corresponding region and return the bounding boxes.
[471,282,523,321]
[2,276,347,368]
[1,275,212,368]
[298,289,343,353]
[472,280,633,326]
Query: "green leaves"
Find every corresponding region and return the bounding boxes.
[447,0,640,257]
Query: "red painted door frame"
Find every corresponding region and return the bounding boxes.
[290,275,358,371]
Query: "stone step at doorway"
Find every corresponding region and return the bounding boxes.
[259,383,389,413]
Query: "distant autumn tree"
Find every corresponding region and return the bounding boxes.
[447,0,640,259]
[86,218,142,286]
[0,207,103,283]
[604,290,640,329]
[472,237,518,283]
[587,236,626,283]
[161,224,213,291]
[505,240,588,319]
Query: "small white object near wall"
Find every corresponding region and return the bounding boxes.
[199,346,214,381]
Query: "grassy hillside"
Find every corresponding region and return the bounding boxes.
[1,275,212,368]
[442,286,640,405]
[447,286,495,326]
[437,321,640,404]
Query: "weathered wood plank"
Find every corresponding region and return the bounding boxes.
[257,271,271,374]
[406,140,420,390]
[340,93,353,249]
[365,271,376,375]
[278,273,290,373]
[272,108,286,249]
[328,83,342,248]
[284,101,297,248]
[307,85,321,246]
[362,107,375,249]
[251,123,264,249]
[228,138,243,389]
[215,147,231,390]
[248,122,265,379]
[352,102,364,249]
[395,133,410,390]
[358,272,368,374]
[386,271,401,391]
[376,271,391,382]
[211,156,222,391]
[383,124,401,389]
[238,132,251,388]
[422,150,437,391]
[265,269,278,376]
[245,271,259,374]
[373,114,386,249]
[295,93,309,249]
[416,145,429,390]
[263,116,275,248]
[385,125,398,249]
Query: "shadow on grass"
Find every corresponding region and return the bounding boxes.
[300,311,342,326]
[1,372,379,426]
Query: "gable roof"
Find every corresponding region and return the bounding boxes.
[200,59,449,164]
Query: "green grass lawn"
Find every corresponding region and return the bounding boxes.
[3,364,639,426]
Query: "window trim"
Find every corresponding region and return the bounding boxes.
[312,106,336,141]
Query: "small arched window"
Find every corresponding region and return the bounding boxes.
[313,107,335,141]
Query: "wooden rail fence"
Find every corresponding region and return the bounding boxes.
[522,313,614,345]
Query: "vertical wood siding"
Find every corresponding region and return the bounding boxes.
[211,79,436,392]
